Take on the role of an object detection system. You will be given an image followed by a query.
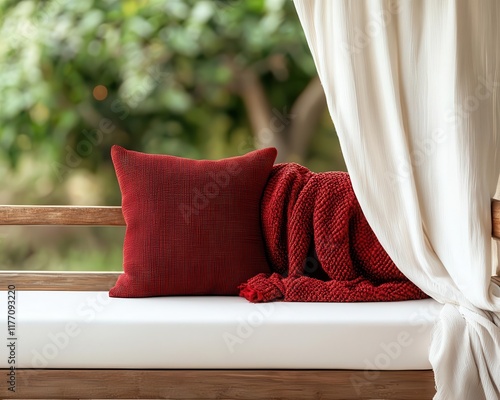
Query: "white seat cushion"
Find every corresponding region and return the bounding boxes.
[0,291,441,369]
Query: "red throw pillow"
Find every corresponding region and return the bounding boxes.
[109,145,277,297]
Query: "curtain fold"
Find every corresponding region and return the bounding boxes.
[293,1,500,398]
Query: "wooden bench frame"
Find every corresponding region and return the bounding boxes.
[1,203,500,399]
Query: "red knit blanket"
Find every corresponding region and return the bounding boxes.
[239,163,428,303]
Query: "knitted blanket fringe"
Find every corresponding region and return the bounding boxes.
[239,163,427,303]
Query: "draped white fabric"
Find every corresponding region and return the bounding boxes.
[293,1,500,398]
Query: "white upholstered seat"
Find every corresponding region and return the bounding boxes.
[0,291,440,370]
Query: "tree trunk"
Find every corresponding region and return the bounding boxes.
[236,68,289,161]
[237,71,327,164]
[287,76,327,163]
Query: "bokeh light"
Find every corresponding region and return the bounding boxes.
[93,85,108,101]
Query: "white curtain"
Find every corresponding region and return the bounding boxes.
[293,1,500,398]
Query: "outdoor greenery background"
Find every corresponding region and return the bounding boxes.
[0,0,345,271]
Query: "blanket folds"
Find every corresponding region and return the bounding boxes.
[239,163,427,303]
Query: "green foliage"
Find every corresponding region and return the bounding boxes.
[0,226,124,271]
[0,0,345,271]
[0,0,323,174]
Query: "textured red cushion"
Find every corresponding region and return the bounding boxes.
[109,145,277,297]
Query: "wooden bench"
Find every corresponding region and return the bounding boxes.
[1,203,499,400]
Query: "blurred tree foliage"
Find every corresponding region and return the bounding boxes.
[0,0,346,271]
[0,0,344,195]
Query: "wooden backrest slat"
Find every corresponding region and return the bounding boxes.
[1,271,120,291]
[0,205,125,226]
[1,202,500,238]
[0,203,499,292]
[492,199,500,240]
[0,271,498,291]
